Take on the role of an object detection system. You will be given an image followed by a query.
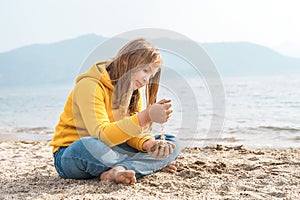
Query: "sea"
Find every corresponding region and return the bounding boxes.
[0,74,299,148]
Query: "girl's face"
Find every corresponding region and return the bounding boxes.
[131,64,160,90]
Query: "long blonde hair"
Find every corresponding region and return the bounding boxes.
[106,38,162,118]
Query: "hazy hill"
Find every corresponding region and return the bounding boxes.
[202,42,300,76]
[0,34,299,86]
[0,34,105,86]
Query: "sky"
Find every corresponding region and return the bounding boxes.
[1,0,300,57]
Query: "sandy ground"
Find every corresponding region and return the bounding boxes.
[0,139,299,200]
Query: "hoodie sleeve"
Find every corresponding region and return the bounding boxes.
[73,78,144,147]
[126,89,155,151]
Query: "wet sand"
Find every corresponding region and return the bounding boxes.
[0,139,299,199]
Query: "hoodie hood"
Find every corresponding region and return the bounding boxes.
[76,61,114,91]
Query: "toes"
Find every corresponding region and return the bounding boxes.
[116,170,136,185]
[161,161,179,174]
[130,177,137,185]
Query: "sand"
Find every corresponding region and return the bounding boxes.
[0,139,299,200]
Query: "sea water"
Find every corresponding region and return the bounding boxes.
[0,75,299,148]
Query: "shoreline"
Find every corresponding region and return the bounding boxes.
[0,132,299,149]
[0,138,299,199]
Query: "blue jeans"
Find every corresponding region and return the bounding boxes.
[53,134,181,179]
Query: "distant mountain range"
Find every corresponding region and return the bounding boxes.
[0,34,299,86]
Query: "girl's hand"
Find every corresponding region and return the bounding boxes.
[157,99,171,104]
[143,139,175,158]
[149,99,172,123]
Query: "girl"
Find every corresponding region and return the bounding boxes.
[50,38,181,185]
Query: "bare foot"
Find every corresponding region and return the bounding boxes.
[100,166,136,185]
[160,161,179,174]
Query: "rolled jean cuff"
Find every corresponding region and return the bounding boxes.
[53,147,67,178]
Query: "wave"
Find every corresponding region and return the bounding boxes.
[0,126,54,135]
[288,136,300,141]
[227,126,300,134]
[257,126,300,132]
[179,137,242,143]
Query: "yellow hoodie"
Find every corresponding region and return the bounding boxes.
[50,61,154,153]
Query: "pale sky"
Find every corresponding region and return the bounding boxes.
[1,0,300,57]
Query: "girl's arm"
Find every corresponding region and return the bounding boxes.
[73,79,143,147]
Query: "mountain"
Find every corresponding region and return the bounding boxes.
[0,34,105,86]
[0,34,299,86]
[202,42,300,76]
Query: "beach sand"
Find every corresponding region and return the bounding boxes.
[0,139,299,200]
